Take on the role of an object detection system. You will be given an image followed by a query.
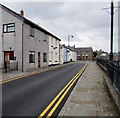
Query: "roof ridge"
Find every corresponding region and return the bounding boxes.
[1,4,61,41]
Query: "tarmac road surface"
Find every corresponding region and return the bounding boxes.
[2,62,86,117]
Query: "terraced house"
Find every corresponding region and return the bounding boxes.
[75,47,93,61]
[60,45,77,64]
[0,4,61,71]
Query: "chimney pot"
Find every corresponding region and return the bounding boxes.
[20,10,24,16]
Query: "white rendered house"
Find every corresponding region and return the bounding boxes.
[48,36,61,66]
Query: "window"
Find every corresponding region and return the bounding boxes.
[3,23,15,33]
[29,51,35,63]
[43,53,47,62]
[44,35,47,42]
[30,26,35,37]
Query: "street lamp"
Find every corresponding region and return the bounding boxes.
[68,35,73,47]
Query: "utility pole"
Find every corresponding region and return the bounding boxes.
[102,1,119,61]
[110,1,114,61]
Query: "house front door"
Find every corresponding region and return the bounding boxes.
[38,52,40,67]
[4,52,10,70]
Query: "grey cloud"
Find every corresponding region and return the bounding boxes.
[2,2,118,52]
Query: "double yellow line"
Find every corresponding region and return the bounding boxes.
[38,64,88,118]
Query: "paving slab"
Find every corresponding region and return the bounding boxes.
[59,61,119,117]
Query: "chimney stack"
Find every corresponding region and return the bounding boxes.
[20,10,24,16]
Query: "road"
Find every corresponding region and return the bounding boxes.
[2,62,86,117]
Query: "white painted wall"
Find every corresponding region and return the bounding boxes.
[60,45,64,64]
[67,48,70,62]
[49,36,60,65]
[73,51,77,61]
[68,50,76,62]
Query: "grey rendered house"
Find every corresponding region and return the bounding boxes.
[0,4,61,71]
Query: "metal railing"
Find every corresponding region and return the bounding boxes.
[97,59,120,93]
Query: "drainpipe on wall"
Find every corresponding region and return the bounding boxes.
[22,22,24,72]
[59,43,60,65]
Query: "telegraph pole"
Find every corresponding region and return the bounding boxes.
[110,1,114,61]
[102,1,116,61]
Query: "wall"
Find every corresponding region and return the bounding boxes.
[63,48,67,63]
[49,36,60,65]
[60,46,64,64]
[2,7,23,70]
[0,5,2,70]
[76,50,93,60]
[23,23,49,71]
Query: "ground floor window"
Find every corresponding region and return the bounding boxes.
[29,51,35,63]
[43,53,47,62]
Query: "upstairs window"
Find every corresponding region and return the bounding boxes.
[3,23,15,33]
[30,26,35,37]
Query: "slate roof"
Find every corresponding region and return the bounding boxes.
[0,4,61,41]
[74,47,93,52]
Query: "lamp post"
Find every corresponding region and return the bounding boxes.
[68,35,73,47]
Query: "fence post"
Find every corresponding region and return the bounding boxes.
[17,61,18,71]
[4,62,7,73]
[111,62,114,85]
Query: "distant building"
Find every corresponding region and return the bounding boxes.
[74,47,93,61]
[96,51,109,60]
[113,52,120,61]
[60,45,77,64]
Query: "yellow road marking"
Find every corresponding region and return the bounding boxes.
[0,63,75,84]
[47,64,87,117]
[47,75,79,117]
[38,64,88,118]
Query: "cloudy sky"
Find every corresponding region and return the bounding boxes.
[1,2,119,52]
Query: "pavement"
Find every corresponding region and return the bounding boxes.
[1,62,74,82]
[59,61,119,116]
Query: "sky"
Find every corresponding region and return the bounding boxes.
[1,1,119,52]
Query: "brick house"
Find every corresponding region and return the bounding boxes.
[74,47,93,61]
